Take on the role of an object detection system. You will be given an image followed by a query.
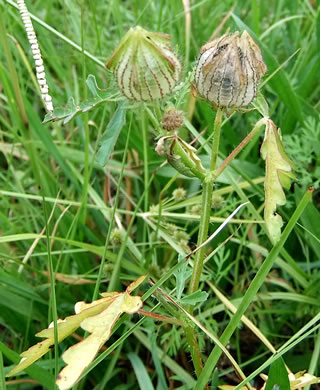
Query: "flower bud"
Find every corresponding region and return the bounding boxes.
[106,26,181,101]
[194,31,266,108]
[173,187,187,201]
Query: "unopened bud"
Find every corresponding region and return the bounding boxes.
[211,194,225,209]
[110,228,123,245]
[106,26,181,101]
[173,187,186,201]
[194,31,266,108]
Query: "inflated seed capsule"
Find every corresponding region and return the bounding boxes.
[106,26,181,101]
[194,31,267,108]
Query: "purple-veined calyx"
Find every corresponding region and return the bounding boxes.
[106,26,181,102]
[194,31,267,108]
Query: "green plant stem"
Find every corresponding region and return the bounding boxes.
[214,118,266,179]
[210,108,223,171]
[305,328,320,390]
[79,2,89,228]
[0,351,6,390]
[42,198,59,379]
[185,108,223,384]
[185,325,204,377]
[188,178,214,295]
[141,105,149,246]
[194,187,314,390]
[189,108,223,295]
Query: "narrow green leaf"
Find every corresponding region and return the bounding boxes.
[0,351,6,390]
[96,101,127,166]
[0,270,47,305]
[26,101,81,191]
[128,352,155,390]
[265,357,290,390]
[180,290,208,305]
[295,187,320,256]
[194,188,313,390]
[173,260,192,300]
[0,341,55,390]
[149,326,168,390]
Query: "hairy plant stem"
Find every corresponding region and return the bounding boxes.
[213,117,266,179]
[185,108,223,385]
[141,106,149,246]
[194,188,314,390]
[189,108,223,296]
[210,108,223,171]
[188,178,214,295]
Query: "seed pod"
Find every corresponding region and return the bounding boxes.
[194,31,267,108]
[106,26,181,101]
[161,108,184,131]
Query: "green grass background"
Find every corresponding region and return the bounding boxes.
[0,0,320,389]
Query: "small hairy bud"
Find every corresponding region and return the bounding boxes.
[194,30,267,108]
[161,109,184,131]
[172,187,187,201]
[148,264,163,279]
[189,204,201,215]
[149,204,160,214]
[166,223,178,235]
[174,230,190,251]
[211,194,225,209]
[110,228,123,246]
[106,26,181,101]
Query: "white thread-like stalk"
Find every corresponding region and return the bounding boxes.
[17,0,53,112]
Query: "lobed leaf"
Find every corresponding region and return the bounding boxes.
[7,276,147,390]
[260,119,295,243]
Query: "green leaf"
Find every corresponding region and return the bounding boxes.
[179,290,208,305]
[295,187,320,256]
[265,357,290,390]
[0,341,55,389]
[252,92,269,117]
[86,74,118,99]
[260,119,295,243]
[95,101,127,167]
[43,96,78,124]
[128,352,155,390]
[43,75,120,124]
[173,260,193,300]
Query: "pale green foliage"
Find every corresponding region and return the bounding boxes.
[284,117,320,189]
[260,119,295,243]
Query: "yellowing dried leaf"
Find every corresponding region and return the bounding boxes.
[7,297,114,377]
[7,275,147,390]
[260,371,320,389]
[260,119,295,243]
[56,282,145,390]
[219,386,255,390]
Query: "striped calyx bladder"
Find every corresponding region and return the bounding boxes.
[194,31,267,108]
[106,26,181,101]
